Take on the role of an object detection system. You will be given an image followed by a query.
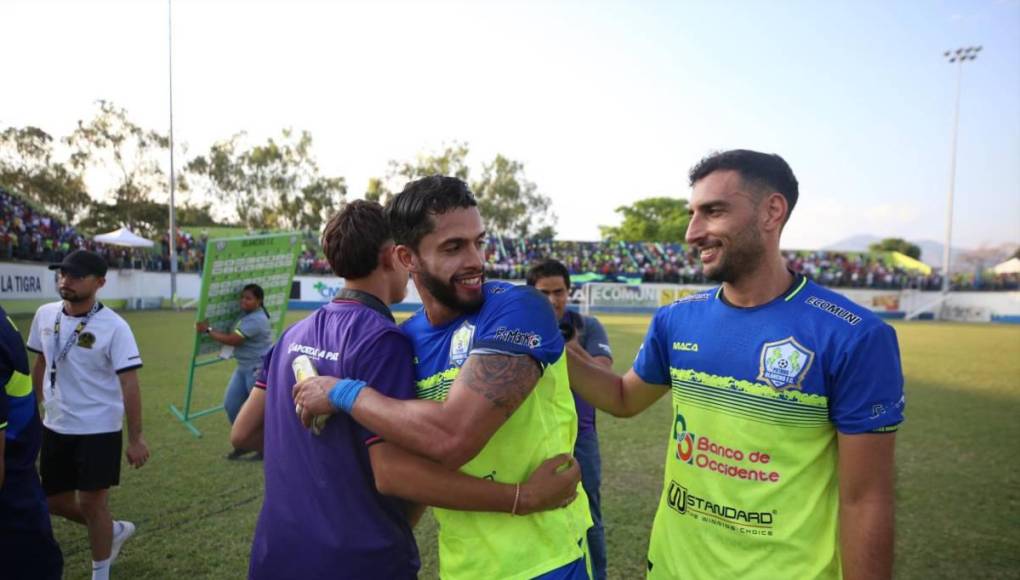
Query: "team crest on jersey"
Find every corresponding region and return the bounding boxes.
[77,332,96,349]
[449,322,476,367]
[757,337,815,390]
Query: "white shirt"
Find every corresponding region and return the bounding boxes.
[27,301,143,435]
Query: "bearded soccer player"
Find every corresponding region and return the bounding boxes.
[294,177,592,580]
[566,150,904,580]
[233,200,581,580]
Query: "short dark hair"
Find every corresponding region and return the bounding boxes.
[385,175,478,251]
[321,200,392,279]
[688,149,799,222]
[526,259,571,289]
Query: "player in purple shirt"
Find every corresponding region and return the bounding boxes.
[528,259,613,580]
[230,201,581,580]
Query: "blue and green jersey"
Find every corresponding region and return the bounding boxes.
[402,281,592,580]
[634,275,905,579]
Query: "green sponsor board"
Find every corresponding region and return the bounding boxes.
[170,233,302,436]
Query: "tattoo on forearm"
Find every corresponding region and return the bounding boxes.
[460,354,541,418]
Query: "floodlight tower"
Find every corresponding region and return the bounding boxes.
[941,45,981,293]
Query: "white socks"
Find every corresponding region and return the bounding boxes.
[92,558,111,580]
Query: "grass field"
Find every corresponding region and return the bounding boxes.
[9,310,1020,579]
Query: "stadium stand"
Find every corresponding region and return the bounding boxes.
[2,187,1017,291]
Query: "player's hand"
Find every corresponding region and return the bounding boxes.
[564,339,589,361]
[126,437,150,469]
[195,320,210,333]
[517,453,581,515]
[292,375,341,428]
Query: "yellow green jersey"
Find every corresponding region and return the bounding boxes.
[633,277,904,579]
[402,281,592,580]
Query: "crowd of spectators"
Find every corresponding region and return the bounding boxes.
[3,187,1017,291]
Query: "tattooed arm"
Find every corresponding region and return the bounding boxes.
[310,353,541,469]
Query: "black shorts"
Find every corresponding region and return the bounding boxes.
[40,427,122,495]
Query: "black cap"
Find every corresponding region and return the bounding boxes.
[49,249,108,277]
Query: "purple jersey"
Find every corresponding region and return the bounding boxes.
[249,296,419,580]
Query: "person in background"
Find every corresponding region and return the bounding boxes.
[196,283,272,460]
[527,259,613,580]
[27,249,149,580]
[0,304,63,580]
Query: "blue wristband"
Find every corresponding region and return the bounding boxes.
[328,379,367,414]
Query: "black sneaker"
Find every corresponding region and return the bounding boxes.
[248,452,264,461]
[226,448,250,461]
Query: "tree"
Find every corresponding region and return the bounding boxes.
[387,142,470,185]
[64,100,175,229]
[472,154,556,238]
[364,177,391,204]
[187,129,347,232]
[869,238,921,259]
[383,143,557,238]
[599,197,690,242]
[0,125,89,222]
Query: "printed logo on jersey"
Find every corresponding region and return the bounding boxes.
[673,341,699,352]
[77,331,96,349]
[449,322,476,367]
[672,411,696,463]
[666,480,776,536]
[492,326,542,349]
[757,337,815,390]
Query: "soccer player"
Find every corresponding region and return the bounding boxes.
[294,177,592,579]
[527,259,613,580]
[27,249,149,580]
[232,200,582,580]
[1,305,63,579]
[565,150,904,579]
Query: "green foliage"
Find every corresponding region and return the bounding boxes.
[600,196,690,242]
[65,100,173,219]
[385,143,557,238]
[186,129,346,232]
[473,154,555,237]
[869,237,922,259]
[0,125,89,222]
[8,310,1015,579]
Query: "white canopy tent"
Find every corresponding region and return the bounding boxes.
[93,227,155,248]
[992,257,1020,275]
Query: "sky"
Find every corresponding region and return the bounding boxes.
[2,0,1018,250]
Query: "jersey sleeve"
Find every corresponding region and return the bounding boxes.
[110,320,144,374]
[0,314,30,376]
[254,344,275,390]
[632,306,671,387]
[237,313,270,341]
[471,286,564,368]
[26,306,46,354]
[829,323,905,434]
[582,316,613,361]
[352,329,417,445]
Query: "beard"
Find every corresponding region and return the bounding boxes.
[701,224,766,284]
[59,287,89,302]
[418,263,484,314]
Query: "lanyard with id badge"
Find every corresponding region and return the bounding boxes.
[45,301,101,422]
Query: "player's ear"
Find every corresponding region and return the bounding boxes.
[761,192,788,234]
[395,244,417,272]
[378,242,395,271]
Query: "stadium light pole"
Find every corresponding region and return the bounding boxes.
[941,45,981,294]
[168,0,179,308]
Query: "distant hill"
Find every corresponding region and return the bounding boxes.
[821,235,1020,271]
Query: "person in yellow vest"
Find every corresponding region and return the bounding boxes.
[1,305,63,579]
[294,176,592,579]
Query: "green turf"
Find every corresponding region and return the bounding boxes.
[8,310,1019,579]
